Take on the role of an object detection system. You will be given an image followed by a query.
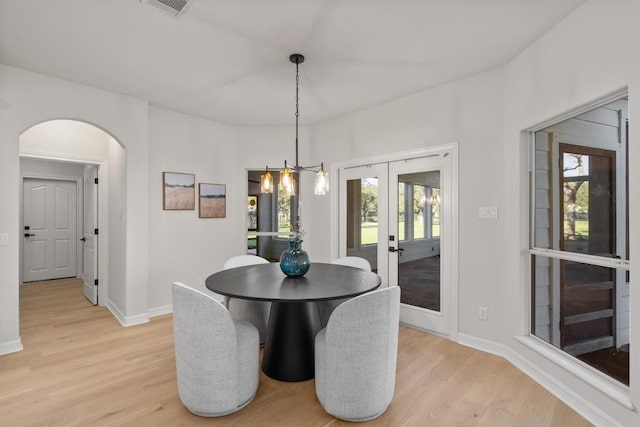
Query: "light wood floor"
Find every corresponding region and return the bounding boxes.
[1,279,591,426]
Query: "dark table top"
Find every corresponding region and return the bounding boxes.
[206,262,381,303]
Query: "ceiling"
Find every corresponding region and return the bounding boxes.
[0,0,585,126]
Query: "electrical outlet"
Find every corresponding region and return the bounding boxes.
[478,307,488,321]
[0,233,8,246]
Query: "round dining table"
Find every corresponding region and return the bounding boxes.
[206,262,381,382]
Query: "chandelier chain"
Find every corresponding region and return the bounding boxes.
[295,59,300,170]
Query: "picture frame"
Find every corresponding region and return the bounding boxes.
[163,172,195,210]
[199,183,226,218]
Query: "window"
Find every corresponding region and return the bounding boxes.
[276,185,293,233]
[413,184,426,239]
[430,187,440,238]
[360,178,379,246]
[398,181,439,241]
[530,98,630,385]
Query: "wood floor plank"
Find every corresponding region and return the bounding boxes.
[0,279,592,426]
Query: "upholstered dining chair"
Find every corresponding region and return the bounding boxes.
[171,282,259,417]
[223,255,270,346]
[315,286,400,422]
[317,256,372,327]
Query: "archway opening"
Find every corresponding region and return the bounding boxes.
[19,119,126,313]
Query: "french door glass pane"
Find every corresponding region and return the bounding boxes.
[356,178,379,246]
[346,177,378,272]
[398,183,405,241]
[397,171,441,312]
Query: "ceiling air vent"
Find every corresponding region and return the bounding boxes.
[142,0,195,19]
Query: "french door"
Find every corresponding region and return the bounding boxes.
[338,152,454,336]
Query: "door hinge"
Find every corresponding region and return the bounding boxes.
[94,228,99,235]
[94,279,99,287]
[94,177,99,184]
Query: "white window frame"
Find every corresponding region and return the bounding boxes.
[522,90,633,410]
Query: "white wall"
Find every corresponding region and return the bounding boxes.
[310,68,506,341]
[147,107,239,308]
[0,64,149,350]
[20,158,86,178]
[145,115,312,309]
[20,119,109,160]
[108,136,126,312]
[502,1,639,425]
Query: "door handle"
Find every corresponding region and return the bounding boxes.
[80,237,87,242]
[24,233,35,238]
[388,247,404,253]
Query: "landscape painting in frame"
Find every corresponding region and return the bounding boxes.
[199,183,226,218]
[163,172,195,210]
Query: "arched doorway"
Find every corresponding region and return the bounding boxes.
[19,119,126,308]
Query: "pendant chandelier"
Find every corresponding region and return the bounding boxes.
[260,54,329,202]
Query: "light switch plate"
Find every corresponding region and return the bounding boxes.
[478,206,498,219]
[0,233,8,246]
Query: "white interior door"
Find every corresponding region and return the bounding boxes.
[82,166,99,304]
[389,156,451,336]
[339,164,389,284]
[23,178,77,282]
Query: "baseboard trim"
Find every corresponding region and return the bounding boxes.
[506,343,623,427]
[0,338,23,355]
[457,333,625,427]
[107,300,150,327]
[148,304,172,318]
[457,333,508,357]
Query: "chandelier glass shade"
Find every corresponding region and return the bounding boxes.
[280,166,295,196]
[314,167,329,196]
[260,168,273,193]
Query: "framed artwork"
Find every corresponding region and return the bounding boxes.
[163,172,195,210]
[199,183,226,218]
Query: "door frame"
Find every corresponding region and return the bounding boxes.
[331,144,459,341]
[19,154,109,307]
[82,166,100,305]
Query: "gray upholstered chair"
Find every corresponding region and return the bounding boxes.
[315,286,400,422]
[172,282,259,417]
[223,255,271,346]
[318,256,372,327]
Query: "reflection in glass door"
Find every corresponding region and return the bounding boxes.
[339,164,389,283]
[395,171,441,311]
[389,156,450,336]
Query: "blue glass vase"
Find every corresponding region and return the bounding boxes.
[279,237,310,277]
